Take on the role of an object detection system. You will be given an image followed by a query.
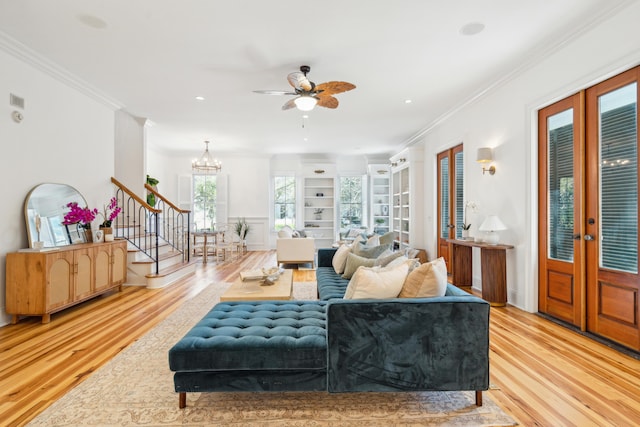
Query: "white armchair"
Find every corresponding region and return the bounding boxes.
[276,237,316,268]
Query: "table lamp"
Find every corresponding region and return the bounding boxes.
[478,215,507,245]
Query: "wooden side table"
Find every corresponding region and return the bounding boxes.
[447,239,514,306]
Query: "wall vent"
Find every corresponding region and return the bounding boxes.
[10,93,24,109]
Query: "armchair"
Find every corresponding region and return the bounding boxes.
[276,237,316,268]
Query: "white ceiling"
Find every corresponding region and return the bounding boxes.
[0,0,630,158]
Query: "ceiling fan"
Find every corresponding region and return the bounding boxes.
[253,65,356,111]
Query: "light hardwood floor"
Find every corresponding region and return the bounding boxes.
[1,250,639,426]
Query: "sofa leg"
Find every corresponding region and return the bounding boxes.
[475,390,483,406]
[179,392,186,409]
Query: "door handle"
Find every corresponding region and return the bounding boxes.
[584,234,595,241]
[573,233,581,240]
[447,224,455,229]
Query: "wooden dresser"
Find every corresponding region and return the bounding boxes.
[6,239,127,324]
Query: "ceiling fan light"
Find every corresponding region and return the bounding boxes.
[294,96,317,111]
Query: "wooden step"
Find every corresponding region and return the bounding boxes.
[144,260,197,289]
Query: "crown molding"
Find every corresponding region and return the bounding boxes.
[0,30,123,110]
[399,0,636,150]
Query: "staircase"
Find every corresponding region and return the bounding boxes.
[111,177,196,289]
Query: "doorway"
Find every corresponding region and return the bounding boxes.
[538,66,639,351]
[437,144,464,268]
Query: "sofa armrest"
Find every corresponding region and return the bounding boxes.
[317,248,337,268]
[326,297,489,393]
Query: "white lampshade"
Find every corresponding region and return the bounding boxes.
[478,215,507,245]
[478,215,507,231]
[476,147,493,163]
[294,95,317,111]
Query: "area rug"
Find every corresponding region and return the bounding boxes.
[29,282,517,427]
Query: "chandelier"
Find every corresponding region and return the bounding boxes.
[192,140,222,173]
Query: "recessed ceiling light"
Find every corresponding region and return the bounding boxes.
[460,22,485,36]
[405,99,413,104]
[304,137,308,142]
[195,96,205,101]
[302,114,309,119]
[77,14,107,30]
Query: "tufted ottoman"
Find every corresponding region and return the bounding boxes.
[169,300,328,408]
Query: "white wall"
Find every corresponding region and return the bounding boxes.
[421,2,640,312]
[0,48,118,325]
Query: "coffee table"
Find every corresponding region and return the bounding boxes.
[220,269,293,302]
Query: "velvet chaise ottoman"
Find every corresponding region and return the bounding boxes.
[168,300,327,408]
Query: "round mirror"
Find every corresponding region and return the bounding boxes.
[24,183,87,248]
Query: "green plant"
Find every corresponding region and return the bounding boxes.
[234,217,250,240]
[375,218,385,225]
[146,175,159,207]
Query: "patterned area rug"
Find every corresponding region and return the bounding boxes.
[29,282,517,426]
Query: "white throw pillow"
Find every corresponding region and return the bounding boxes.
[332,244,352,274]
[277,226,293,238]
[398,257,448,298]
[366,234,380,246]
[343,262,409,299]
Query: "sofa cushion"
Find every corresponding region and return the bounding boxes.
[366,234,380,246]
[399,257,448,298]
[342,253,377,279]
[352,243,390,259]
[332,244,351,274]
[343,263,409,299]
[168,301,328,372]
[316,267,350,300]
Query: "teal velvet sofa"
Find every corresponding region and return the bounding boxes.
[168,248,490,408]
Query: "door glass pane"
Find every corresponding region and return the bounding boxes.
[547,109,574,262]
[599,83,638,273]
[440,157,449,239]
[454,151,464,239]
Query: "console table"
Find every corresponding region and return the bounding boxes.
[446,239,514,306]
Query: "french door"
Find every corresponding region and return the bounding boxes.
[437,144,464,268]
[539,66,640,351]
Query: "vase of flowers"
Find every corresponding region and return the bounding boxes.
[99,197,121,241]
[63,202,98,243]
[462,201,478,240]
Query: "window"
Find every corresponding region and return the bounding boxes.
[273,176,296,230]
[339,176,364,229]
[192,174,217,230]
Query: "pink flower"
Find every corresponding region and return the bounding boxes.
[63,202,98,229]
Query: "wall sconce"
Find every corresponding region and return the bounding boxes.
[476,147,496,175]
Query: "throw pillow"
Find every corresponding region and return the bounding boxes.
[366,234,380,246]
[332,244,352,274]
[352,233,367,246]
[347,228,362,238]
[297,229,307,238]
[291,230,300,238]
[344,263,410,299]
[342,253,377,279]
[398,257,448,298]
[278,226,293,239]
[379,231,395,246]
[352,243,390,259]
[386,255,421,272]
[374,251,404,267]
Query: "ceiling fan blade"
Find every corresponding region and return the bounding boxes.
[287,72,313,91]
[317,95,339,109]
[253,90,297,95]
[282,98,298,110]
[314,81,356,96]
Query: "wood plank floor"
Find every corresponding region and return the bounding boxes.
[1,250,639,426]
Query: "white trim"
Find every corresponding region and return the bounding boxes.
[0,30,123,110]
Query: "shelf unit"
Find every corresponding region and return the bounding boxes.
[369,166,391,235]
[392,167,410,249]
[303,176,335,249]
[391,146,424,251]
